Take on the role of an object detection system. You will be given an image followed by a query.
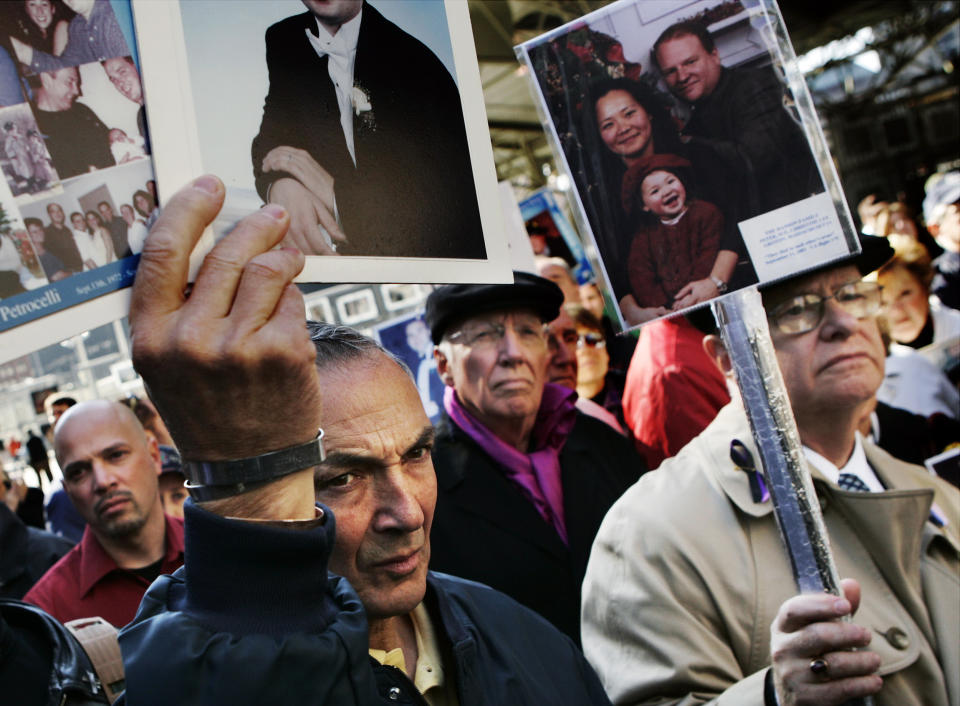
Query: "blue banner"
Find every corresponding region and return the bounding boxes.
[0,255,139,333]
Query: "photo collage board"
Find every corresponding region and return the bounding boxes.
[0,0,155,362]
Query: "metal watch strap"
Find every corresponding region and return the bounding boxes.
[183,430,325,500]
[711,275,728,293]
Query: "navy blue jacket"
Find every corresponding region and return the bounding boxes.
[0,503,73,600]
[118,501,610,705]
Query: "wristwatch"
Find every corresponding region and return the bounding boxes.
[183,429,325,502]
[710,276,728,294]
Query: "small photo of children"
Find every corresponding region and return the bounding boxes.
[0,103,60,198]
[619,154,722,321]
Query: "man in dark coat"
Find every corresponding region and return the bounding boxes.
[97,201,130,259]
[653,21,823,294]
[117,177,611,705]
[44,203,83,274]
[1,475,73,599]
[251,0,485,259]
[426,272,645,645]
[25,429,53,485]
[653,20,822,219]
[0,505,73,599]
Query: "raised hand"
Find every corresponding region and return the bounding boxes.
[129,175,322,520]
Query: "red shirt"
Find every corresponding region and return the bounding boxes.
[623,317,730,470]
[23,514,184,627]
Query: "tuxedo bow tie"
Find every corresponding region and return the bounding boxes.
[305,28,351,65]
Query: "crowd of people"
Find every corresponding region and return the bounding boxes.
[0,8,958,706]
[2,161,955,705]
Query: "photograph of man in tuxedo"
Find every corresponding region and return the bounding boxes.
[251,0,486,260]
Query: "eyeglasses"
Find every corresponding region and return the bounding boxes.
[447,318,548,350]
[577,332,606,349]
[767,281,882,335]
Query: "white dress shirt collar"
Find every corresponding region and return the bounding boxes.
[803,433,885,492]
[308,7,362,59]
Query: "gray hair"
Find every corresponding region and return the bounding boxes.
[306,321,412,378]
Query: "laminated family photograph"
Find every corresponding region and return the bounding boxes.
[516,0,862,330]
[131,0,511,285]
[0,0,155,363]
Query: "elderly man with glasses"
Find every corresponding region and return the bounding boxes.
[581,236,959,706]
[425,273,644,646]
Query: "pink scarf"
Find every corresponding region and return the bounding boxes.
[444,383,577,544]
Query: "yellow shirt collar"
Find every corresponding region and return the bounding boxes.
[368,602,445,696]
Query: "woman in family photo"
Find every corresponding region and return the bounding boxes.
[15,0,70,57]
[587,78,739,324]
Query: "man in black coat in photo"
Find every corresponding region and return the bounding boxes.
[251,0,485,259]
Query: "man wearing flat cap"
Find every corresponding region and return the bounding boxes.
[582,236,959,706]
[425,272,644,645]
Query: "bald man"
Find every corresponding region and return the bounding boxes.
[24,401,184,627]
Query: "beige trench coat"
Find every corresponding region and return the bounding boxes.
[582,403,959,706]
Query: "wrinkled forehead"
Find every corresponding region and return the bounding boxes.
[761,264,862,309]
[318,355,428,447]
[449,306,542,335]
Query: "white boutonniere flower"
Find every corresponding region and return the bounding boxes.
[352,85,372,116]
[352,84,376,132]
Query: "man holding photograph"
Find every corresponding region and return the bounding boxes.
[117,176,611,705]
[582,236,959,706]
[251,0,485,259]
